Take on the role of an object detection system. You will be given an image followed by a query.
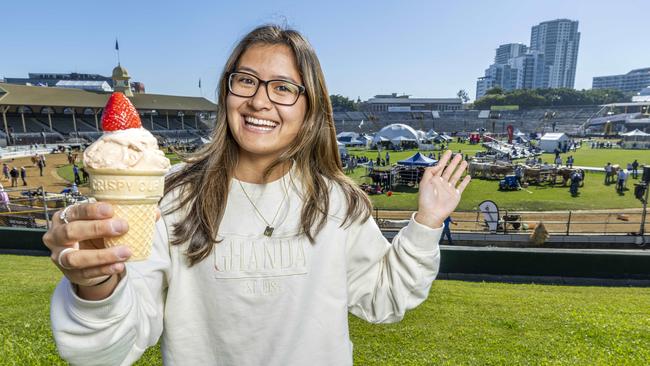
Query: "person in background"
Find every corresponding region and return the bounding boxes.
[72,164,81,185]
[442,216,457,245]
[514,164,524,187]
[0,183,11,211]
[19,167,27,186]
[37,158,45,176]
[9,167,18,187]
[617,168,627,193]
[627,162,633,178]
[604,163,612,184]
[566,155,574,168]
[632,159,639,179]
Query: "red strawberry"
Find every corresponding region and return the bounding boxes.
[101,92,142,131]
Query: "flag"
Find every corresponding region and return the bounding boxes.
[115,39,119,51]
[199,78,202,88]
[358,119,364,129]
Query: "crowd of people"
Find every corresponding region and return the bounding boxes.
[590,140,620,149]
[605,159,642,193]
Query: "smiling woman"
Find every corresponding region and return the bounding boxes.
[47,24,470,366]
[226,43,308,168]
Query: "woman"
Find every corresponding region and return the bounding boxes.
[0,183,10,211]
[45,25,470,365]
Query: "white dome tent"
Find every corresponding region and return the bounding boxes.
[372,123,420,148]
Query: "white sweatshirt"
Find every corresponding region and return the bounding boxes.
[50,172,442,365]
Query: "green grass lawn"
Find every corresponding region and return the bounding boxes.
[535,145,649,168]
[351,167,644,211]
[346,143,649,211]
[2,255,650,365]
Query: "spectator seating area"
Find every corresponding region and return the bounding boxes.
[333,105,603,135]
[2,113,212,145]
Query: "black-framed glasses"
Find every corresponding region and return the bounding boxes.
[228,72,306,106]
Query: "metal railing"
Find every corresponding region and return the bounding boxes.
[373,207,646,236]
[0,186,86,230]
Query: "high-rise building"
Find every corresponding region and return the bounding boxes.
[508,51,546,90]
[593,68,650,93]
[494,43,528,65]
[475,19,580,99]
[530,19,580,88]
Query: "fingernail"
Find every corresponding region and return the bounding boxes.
[110,219,128,234]
[116,247,131,260]
[98,203,112,216]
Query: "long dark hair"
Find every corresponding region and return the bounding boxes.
[164,24,372,266]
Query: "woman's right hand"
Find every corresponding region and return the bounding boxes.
[43,202,132,297]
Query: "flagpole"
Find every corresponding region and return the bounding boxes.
[115,38,121,66]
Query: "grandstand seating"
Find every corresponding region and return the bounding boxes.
[332,105,606,135]
[0,113,212,144]
[76,118,99,132]
[144,118,168,131]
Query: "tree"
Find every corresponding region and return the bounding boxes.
[457,89,470,103]
[485,87,504,95]
[473,87,628,109]
[329,94,358,112]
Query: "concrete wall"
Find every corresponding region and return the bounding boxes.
[2,227,650,280]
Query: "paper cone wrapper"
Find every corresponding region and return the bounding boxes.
[86,167,167,261]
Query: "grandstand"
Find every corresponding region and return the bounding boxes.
[584,102,650,133]
[333,105,603,135]
[0,83,217,146]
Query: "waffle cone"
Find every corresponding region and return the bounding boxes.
[103,200,158,260]
[86,167,166,261]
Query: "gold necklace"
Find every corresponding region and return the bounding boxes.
[236,174,288,237]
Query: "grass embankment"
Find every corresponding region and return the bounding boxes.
[2,255,649,365]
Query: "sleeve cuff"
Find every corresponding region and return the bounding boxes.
[399,212,444,253]
[64,271,133,322]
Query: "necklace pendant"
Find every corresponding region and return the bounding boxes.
[264,226,274,237]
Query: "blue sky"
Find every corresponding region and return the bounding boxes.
[2,0,649,101]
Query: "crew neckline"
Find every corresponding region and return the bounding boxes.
[232,163,297,189]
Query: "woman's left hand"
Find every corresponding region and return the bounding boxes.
[415,150,471,229]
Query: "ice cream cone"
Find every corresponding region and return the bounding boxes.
[86,167,167,261]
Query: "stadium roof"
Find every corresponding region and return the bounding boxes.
[602,102,650,107]
[0,83,217,112]
[55,80,112,92]
[365,97,461,104]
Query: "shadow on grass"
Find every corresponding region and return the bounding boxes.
[391,185,419,194]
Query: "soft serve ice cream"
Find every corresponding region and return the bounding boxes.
[83,128,170,171]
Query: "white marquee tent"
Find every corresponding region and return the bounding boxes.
[539,132,569,153]
[372,124,420,146]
